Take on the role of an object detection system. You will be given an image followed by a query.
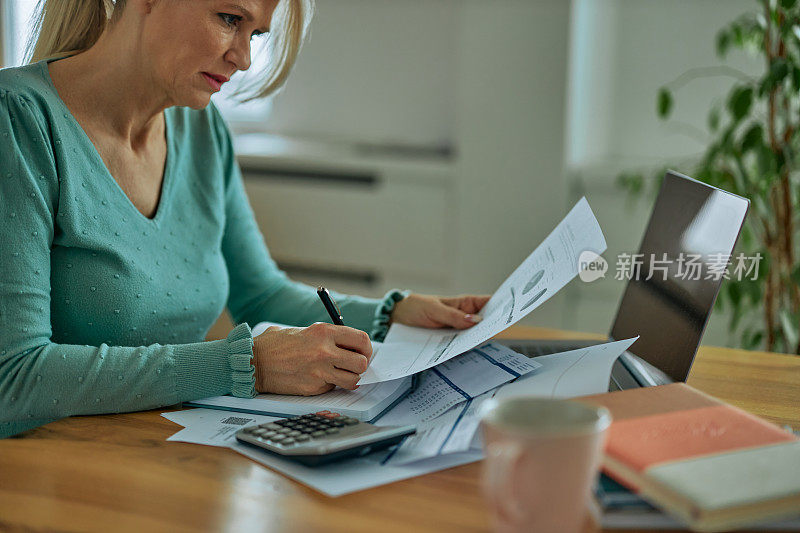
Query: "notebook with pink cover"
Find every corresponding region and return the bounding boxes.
[580,383,800,532]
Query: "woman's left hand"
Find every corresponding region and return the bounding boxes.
[390,293,491,330]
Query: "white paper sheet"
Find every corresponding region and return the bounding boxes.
[383,392,496,466]
[158,406,481,496]
[359,198,606,384]
[164,409,279,446]
[436,343,541,397]
[188,375,410,421]
[493,337,638,400]
[161,408,212,427]
[232,440,483,497]
[375,343,540,425]
[472,343,542,376]
[439,394,494,455]
[380,401,467,466]
[379,370,467,425]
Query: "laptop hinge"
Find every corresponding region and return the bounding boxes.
[619,351,675,387]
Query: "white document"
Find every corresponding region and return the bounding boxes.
[232,440,483,497]
[359,198,606,384]
[493,337,638,400]
[471,342,542,376]
[439,393,494,455]
[381,401,466,466]
[383,392,496,466]
[378,370,467,425]
[163,409,279,447]
[162,407,483,497]
[187,375,410,422]
[436,343,541,397]
[161,408,215,427]
[376,343,540,425]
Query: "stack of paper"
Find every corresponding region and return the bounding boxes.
[163,197,641,496]
[163,337,634,496]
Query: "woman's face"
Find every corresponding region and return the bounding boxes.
[141,0,279,109]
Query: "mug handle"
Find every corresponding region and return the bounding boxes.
[485,442,526,522]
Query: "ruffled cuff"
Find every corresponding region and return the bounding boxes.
[369,289,410,342]
[226,323,257,398]
[173,322,256,400]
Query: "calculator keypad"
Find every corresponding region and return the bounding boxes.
[241,412,362,447]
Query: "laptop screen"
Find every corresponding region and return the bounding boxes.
[609,171,749,382]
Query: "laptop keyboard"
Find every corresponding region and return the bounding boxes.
[508,343,581,357]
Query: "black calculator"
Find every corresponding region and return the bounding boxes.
[235,411,416,466]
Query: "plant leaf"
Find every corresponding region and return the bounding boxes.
[741,123,764,153]
[657,88,673,119]
[748,330,764,350]
[760,59,789,95]
[716,29,731,57]
[708,106,721,131]
[781,0,797,9]
[728,281,743,306]
[727,86,754,121]
[742,328,760,350]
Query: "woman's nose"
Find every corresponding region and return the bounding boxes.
[225,38,252,72]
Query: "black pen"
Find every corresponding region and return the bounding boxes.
[317,286,345,325]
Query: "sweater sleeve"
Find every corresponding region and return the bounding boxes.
[0,91,255,438]
[210,105,384,333]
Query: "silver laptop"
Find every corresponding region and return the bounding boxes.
[497,170,750,391]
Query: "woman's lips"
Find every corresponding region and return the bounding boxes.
[202,72,223,91]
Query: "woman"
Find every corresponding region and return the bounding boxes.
[0,0,488,438]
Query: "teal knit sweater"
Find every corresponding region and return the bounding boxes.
[0,59,387,438]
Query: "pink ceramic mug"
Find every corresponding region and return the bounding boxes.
[479,397,611,533]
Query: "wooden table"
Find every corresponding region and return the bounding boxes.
[1,326,799,532]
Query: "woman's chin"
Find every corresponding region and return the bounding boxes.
[182,92,214,110]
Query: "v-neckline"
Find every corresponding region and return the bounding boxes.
[40,57,175,226]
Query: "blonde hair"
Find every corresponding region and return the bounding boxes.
[26,0,314,101]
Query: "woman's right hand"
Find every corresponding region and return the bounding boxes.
[252,323,372,396]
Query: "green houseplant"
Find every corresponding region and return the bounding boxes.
[619,0,800,354]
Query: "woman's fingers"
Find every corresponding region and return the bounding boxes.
[331,346,370,374]
[441,295,491,314]
[332,325,373,359]
[430,301,482,329]
[470,295,491,312]
[327,367,362,390]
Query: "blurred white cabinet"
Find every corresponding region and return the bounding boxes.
[236,135,455,298]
